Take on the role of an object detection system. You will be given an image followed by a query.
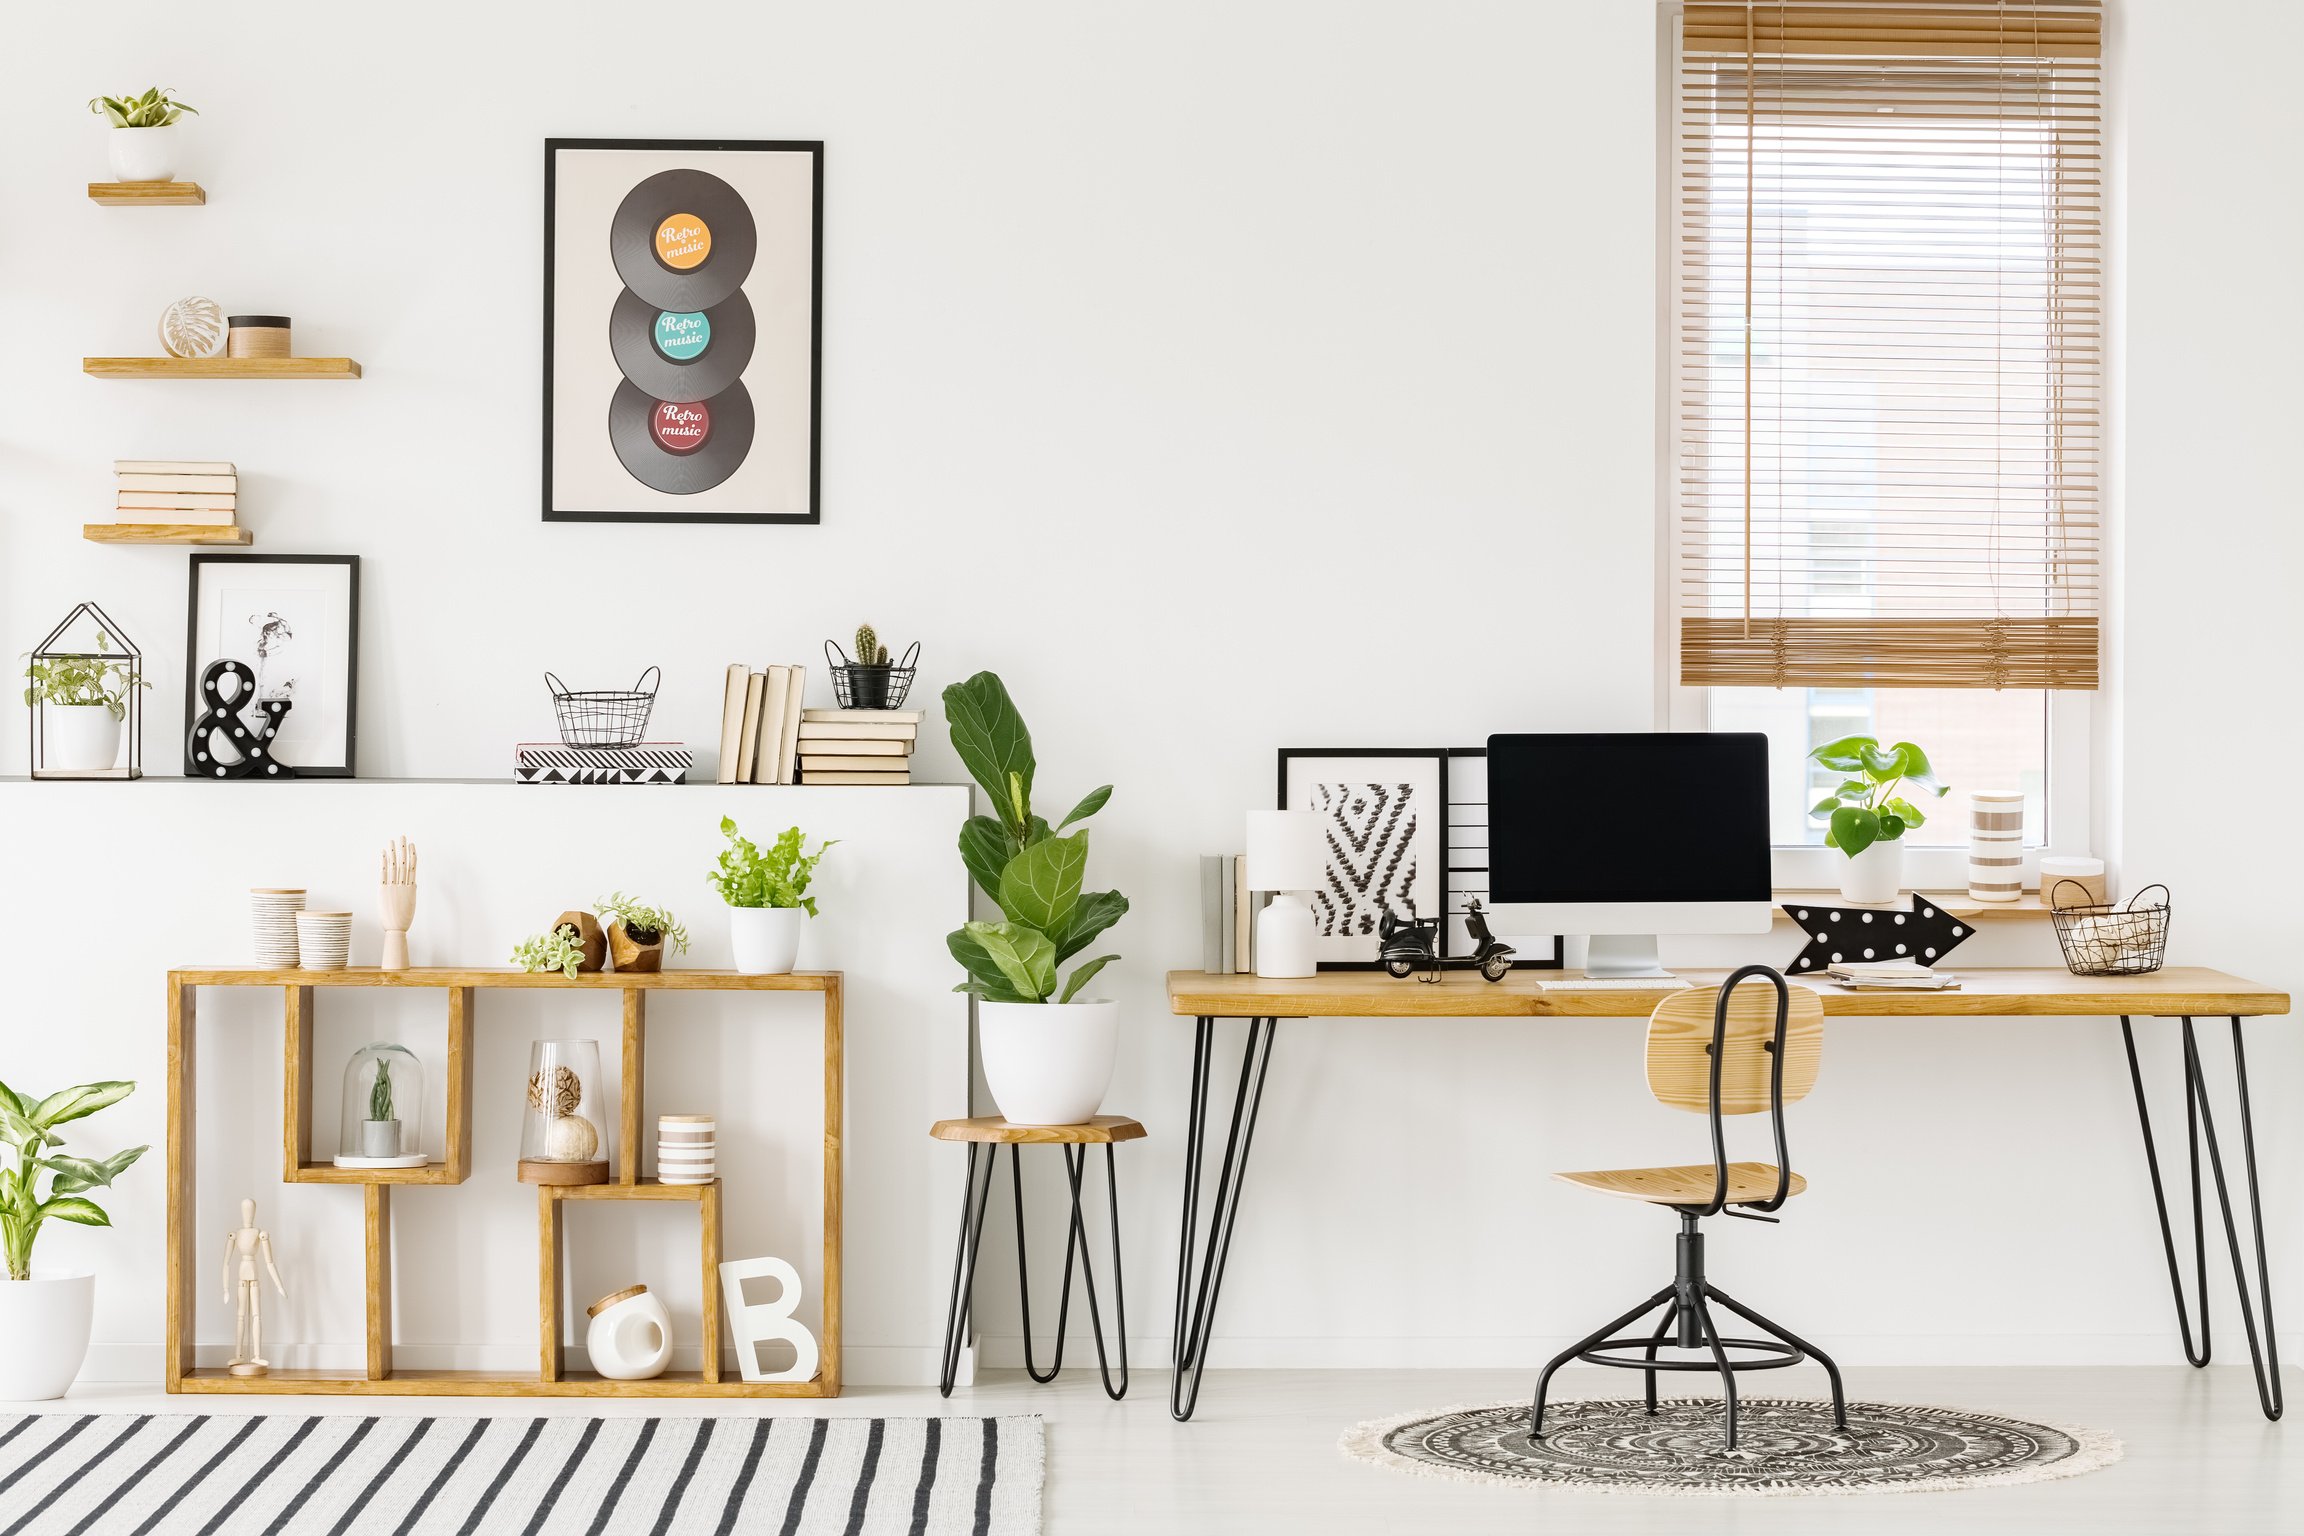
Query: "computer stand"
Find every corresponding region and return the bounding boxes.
[1583,934,1677,979]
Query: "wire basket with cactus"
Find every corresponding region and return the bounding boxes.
[825,625,919,710]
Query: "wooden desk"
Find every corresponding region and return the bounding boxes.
[1162,967,2290,1423]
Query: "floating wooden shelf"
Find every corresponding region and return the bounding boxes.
[88,181,206,206]
[165,967,843,1399]
[83,523,251,546]
[83,357,361,380]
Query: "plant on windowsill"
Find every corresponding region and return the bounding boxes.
[593,892,690,974]
[88,87,198,183]
[709,819,835,975]
[0,1078,148,1400]
[944,670,1128,1126]
[1807,735,1947,903]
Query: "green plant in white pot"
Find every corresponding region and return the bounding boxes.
[88,87,197,183]
[0,1078,148,1400]
[710,819,835,974]
[1808,735,1947,903]
[945,671,1128,1126]
[23,632,146,773]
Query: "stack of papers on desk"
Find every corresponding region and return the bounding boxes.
[1826,960,1960,991]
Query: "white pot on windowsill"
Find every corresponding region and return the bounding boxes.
[1837,838,1904,904]
[978,999,1119,1127]
[106,125,179,183]
[0,1272,97,1400]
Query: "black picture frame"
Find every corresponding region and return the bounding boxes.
[184,554,361,778]
[1277,748,1452,971]
[542,137,825,525]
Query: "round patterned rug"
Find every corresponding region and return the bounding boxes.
[1341,1397,2121,1498]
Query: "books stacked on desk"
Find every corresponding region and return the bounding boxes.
[515,742,693,785]
[797,709,919,784]
[1824,959,1961,991]
[1199,854,1265,974]
[714,662,810,784]
[104,459,240,529]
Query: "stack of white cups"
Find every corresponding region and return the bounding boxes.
[250,888,305,965]
[1967,790,2026,903]
[657,1115,716,1184]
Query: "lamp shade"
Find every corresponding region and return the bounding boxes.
[1244,809,1325,893]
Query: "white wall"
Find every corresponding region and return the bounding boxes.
[2,0,2296,1383]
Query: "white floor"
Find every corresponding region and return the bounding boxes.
[15,1366,2301,1533]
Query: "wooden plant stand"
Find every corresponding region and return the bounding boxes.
[163,967,842,1397]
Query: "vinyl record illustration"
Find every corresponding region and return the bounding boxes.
[608,378,754,495]
[609,168,757,310]
[607,288,756,403]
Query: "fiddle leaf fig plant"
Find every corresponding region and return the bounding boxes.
[0,1078,148,1282]
[1807,735,1947,858]
[944,671,1126,1004]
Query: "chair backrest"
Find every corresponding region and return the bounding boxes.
[1645,972,1825,1115]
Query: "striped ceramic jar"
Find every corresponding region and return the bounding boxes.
[657,1114,716,1184]
[295,911,352,971]
[251,888,306,966]
[1967,790,2027,903]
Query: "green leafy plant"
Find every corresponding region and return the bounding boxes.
[0,1079,148,1282]
[511,924,587,979]
[944,671,1126,1004]
[1807,735,1947,857]
[22,631,146,721]
[709,819,836,913]
[593,892,689,953]
[88,87,198,128]
[853,623,889,667]
[368,1057,394,1123]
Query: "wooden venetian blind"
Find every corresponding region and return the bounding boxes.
[1676,2,2102,689]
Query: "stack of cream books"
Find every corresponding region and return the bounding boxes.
[798,709,919,785]
[714,662,809,784]
[1824,959,1960,991]
[105,459,239,530]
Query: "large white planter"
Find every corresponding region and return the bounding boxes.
[0,1273,96,1400]
[1837,837,1904,903]
[41,704,121,773]
[107,125,179,182]
[728,906,803,974]
[978,998,1119,1126]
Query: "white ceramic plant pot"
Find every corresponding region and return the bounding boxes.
[0,1272,96,1400]
[729,906,803,975]
[1838,837,1904,904]
[362,1120,402,1159]
[978,998,1119,1127]
[107,125,178,182]
[41,703,121,773]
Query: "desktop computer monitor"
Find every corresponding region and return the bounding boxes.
[1487,732,1773,977]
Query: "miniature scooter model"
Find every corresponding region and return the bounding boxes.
[1378,900,1444,983]
[1462,897,1516,983]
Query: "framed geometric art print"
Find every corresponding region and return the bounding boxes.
[543,139,823,524]
[1278,749,1449,969]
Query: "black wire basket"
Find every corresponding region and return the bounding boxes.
[2050,882,2170,977]
[545,666,660,748]
[825,639,919,710]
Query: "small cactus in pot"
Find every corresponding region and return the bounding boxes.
[835,620,909,709]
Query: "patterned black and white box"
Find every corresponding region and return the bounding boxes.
[514,742,693,785]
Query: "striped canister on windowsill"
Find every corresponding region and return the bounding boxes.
[1968,789,2026,902]
[657,1114,715,1184]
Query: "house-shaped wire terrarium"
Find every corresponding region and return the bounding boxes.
[25,600,143,779]
[335,1042,429,1168]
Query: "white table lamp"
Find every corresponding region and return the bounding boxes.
[1244,810,1325,979]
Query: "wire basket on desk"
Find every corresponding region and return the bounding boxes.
[825,639,919,710]
[545,667,660,748]
[2050,882,2170,977]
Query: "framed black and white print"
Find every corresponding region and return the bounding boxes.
[1278,749,1449,969]
[543,138,823,524]
[184,555,360,777]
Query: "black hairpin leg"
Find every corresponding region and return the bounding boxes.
[2121,1014,2284,1421]
[1171,1015,1280,1422]
[938,1142,1000,1397]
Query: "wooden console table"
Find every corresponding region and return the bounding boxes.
[165,966,842,1397]
[1164,967,2290,1422]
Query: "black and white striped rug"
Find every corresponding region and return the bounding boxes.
[0,1412,1041,1534]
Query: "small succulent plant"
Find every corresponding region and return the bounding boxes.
[88,87,198,128]
[853,623,889,667]
[593,892,689,954]
[511,923,587,980]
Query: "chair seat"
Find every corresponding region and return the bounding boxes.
[1554,1162,1806,1207]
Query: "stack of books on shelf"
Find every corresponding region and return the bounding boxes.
[716,662,810,784]
[797,709,919,784]
[1199,854,1266,974]
[105,459,239,530]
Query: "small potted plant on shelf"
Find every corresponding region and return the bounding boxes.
[0,1078,148,1400]
[945,670,1128,1126]
[87,86,198,183]
[362,1054,399,1159]
[1808,735,1948,903]
[511,922,590,979]
[594,892,690,973]
[709,818,835,974]
[23,631,146,773]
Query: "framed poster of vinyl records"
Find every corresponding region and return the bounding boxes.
[543,139,823,524]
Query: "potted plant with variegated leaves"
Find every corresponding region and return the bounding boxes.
[1808,735,1949,903]
[945,671,1128,1125]
[0,1078,148,1400]
[88,87,197,183]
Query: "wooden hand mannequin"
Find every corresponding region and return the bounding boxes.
[379,836,418,970]
[222,1197,287,1376]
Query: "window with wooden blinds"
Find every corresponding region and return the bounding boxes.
[1675,2,2102,689]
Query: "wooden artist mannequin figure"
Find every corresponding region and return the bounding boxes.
[222,1198,287,1377]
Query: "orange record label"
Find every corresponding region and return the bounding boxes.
[654,213,712,270]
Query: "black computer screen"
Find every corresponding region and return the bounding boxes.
[1486,733,1772,904]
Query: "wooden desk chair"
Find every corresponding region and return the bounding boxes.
[1530,964,1846,1450]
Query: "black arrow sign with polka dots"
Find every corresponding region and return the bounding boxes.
[1780,896,1977,974]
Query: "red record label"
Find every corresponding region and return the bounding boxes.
[651,399,711,454]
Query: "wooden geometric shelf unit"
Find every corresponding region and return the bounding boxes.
[83,524,252,546]
[165,966,843,1398]
[83,357,361,380]
[88,181,207,206]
